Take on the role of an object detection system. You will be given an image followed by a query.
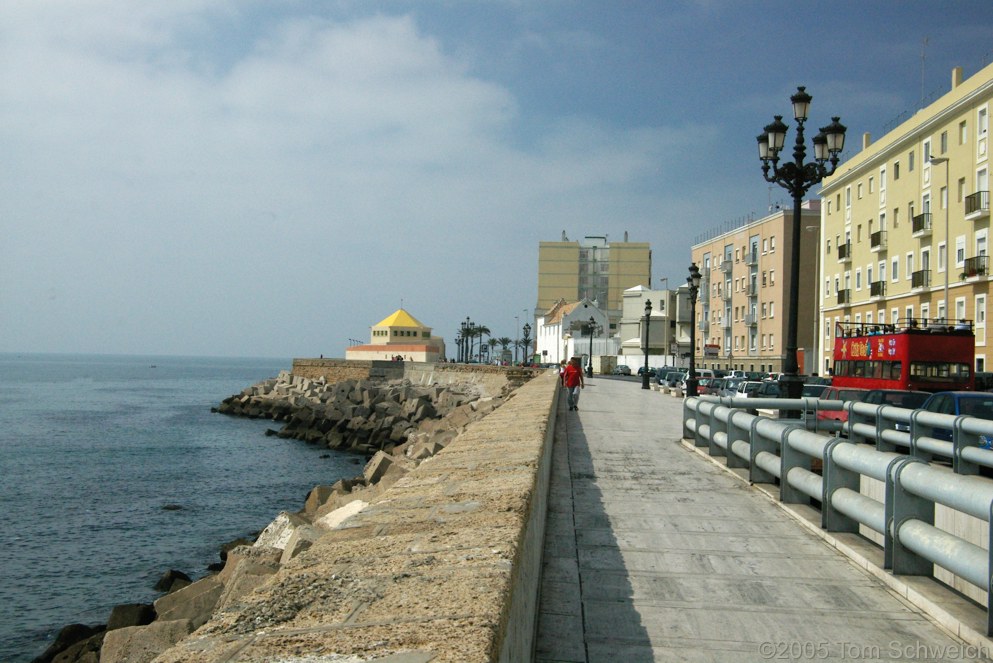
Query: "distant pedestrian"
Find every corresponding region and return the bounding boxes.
[562,357,585,410]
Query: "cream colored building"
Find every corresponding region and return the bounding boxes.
[819,64,993,374]
[690,203,822,374]
[345,309,446,362]
[536,232,652,333]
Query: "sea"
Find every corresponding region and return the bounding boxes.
[0,354,361,662]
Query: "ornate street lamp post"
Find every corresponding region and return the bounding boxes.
[642,298,652,390]
[758,86,846,399]
[587,315,595,377]
[521,323,532,365]
[686,263,702,397]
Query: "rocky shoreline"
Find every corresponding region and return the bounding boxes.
[35,369,527,663]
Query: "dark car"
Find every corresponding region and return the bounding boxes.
[862,389,930,409]
[801,384,829,398]
[637,366,657,378]
[915,391,993,442]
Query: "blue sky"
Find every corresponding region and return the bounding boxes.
[2,1,992,357]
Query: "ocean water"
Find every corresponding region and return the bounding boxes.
[0,354,360,662]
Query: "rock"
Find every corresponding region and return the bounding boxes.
[152,576,223,630]
[49,631,104,663]
[31,623,104,663]
[106,604,155,631]
[215,546,282,611]
[314,499,369,530]
[303,484,334,519]
[253,511,311,551]
[278,524,322,564]
[153,570,191,593]
[362,451,395,484]
[99,620,193,663]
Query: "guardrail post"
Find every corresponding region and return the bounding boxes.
[708,402,726,457]
[822,438,859,532]
[780,424,809,504]
[889,457,934,577]
[749,418,777,485]
[726,410,749,469]
[908,410,936,463]
[682,397,695,440]
[953,415,981,475]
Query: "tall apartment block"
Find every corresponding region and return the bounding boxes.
[819,64,993,374]
[536,233,652,332]
[690,203,822,374]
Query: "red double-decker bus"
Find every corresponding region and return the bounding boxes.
[831,319,975,392]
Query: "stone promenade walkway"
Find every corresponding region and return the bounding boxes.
[534,376,977,662]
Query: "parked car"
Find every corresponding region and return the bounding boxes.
[914,392,993,441]
[752,381,781,398]
[660,371,686,388]
[816,387,870,429]
[719,377,746,397]
[801,384,829,398]
[696,377,722,395]
[735,381,764,397]
[637,366,657,378]
[612,364,632,376]
[862,389,930,408]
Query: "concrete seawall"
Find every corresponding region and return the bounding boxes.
[155,370,560,662]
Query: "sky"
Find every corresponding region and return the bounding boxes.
[3,1,993,358]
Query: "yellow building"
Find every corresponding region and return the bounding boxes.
[820,64,993,374]
[536,232,651,333]
[345,309,446,362]
[690,203,821,374]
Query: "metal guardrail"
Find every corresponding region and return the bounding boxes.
[682,395,993,635]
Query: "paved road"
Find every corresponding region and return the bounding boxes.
[535,376,975,662]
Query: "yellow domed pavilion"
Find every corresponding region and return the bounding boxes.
[345,308,446,362]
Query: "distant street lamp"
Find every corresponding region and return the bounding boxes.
[587,315,595,377]
[642,298,652,390]
[758,85,846,399]
[521,323,532,365]
[686,263,702,397]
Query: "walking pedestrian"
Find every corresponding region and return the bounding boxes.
[562,356,585,411]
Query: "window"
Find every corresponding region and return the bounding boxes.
[909,150,915,172]
[769,302,775,318]
[769,333,774,349]
[855,268,862,290]
[923,139,931,162]
[892,256,899,282]
[980,107,989,137]
[906,253,914,279]
[770,270,775,285]
[894,161,900,180]
[762,239,768,253]
[857,182,863,199]
[880,167,887,191]
[978,295,987,328]
[958,177,966,203]
[940,130,948,154]
[869,176,874,193]
[893,207,900,227]
[845,186,852,208]
[938,241,946,273]
[956,236,966,267]
[770,236,776,252]
[761,303,767,318]
[960,120,968,145]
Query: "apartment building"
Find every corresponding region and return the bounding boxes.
[819,64,993,374]
[536,232,652,333]
[690,203,821,374]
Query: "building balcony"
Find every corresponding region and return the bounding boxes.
[744,250,759,266]
[720,258,733,274]
[870,230,887,253]
[698,319,709,333]
[837,241,852,263]
[745,283,758,298]
[744,313,758,327]
[836,289,851,305]
[720,318,731,330]
[870,280,887,298]
[962,255,989,280]
[965,191,990,221]
[721,288,731,302]
[912,212,932,237]
[911,269,931,289]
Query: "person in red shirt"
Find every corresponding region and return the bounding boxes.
[562,356,585,410]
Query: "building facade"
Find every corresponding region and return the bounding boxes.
[819,64,993,374]
[345,309,446,362]
[536,232,652,333]
[534,298,613,366]
[690,203,822,374]
[618,285,682,369]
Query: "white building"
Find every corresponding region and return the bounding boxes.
[534,298,614,365]
[618,285,681,370]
